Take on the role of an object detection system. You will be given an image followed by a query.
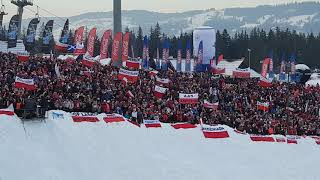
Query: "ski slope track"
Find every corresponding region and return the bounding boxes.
[0,111,319,180]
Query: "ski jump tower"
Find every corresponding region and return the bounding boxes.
[11,0,33,38]
[113,0,122,35]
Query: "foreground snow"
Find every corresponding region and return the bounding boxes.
[0,111,319,180]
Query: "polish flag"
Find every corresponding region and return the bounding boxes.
[125,60,140,69]
[257,101,270,112]
[17,52,30,62]
[15,77,36,91]
[201,125,230,139]
[203,100,219,110]
[287,136,299,144]
[171,123,197,129]
[72,116,99,123]
[275,137,286,143]
[156,77,170,85]
[81,53,96,68]
[217,54,224,65]
[250,135,275,142]
[103,114,125,123]
[259,77,272,88]
[126,90,134,98]
[154,85,167,99]
[55,42,68,53]
[149,70,159,77]
[212,67,226,75]
[179,93,199,104]
[0,104,15,116]
[118,68,139,83]
[144,120,161,128]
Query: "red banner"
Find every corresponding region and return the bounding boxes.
[74,26,85,45]
[233,69,251,78]
[250,135,275,142]
[100,30,112,60]
[126,60,140,69]
[55,42,68,53]
[112,32,123,63]
[72,116,99,123]
[86,28,97,57]
[261,58,270,78]
[259,77,272,88]
[0,104,14,116]
[122,32,130,62]
[212,67,226,75]
[171,123,197,129]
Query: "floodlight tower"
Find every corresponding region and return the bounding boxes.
[113,0,122,35]
[0,0,8,27]
[11,0,33,38]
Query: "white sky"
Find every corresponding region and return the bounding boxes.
[2,0,318,19]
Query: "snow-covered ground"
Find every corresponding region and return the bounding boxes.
[0,111,319,180]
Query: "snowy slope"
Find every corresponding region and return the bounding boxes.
[0,111,319,180]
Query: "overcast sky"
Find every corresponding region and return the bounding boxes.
[2,0,318,18]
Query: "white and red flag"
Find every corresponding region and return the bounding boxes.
[203,100,219,110]
[144,119,161,128]
[259,77,272,88]
[232,68,251,78]
[212,67,226,75]
[55,41,68,53]
[149,70,159,77]
[171,123,197,129]
[179,93,199,104]
[154,85,167,99]
[118,68,139,83]
[17,52,30,62]
[156,77,170,85]
[257,101,270,112]
[103,114,125,123]
[126,90,134,98]
[0,104,14,116]
[15,77,36,91]
[250,135,275,142]
[81,53,96,68]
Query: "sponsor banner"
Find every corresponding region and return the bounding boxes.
[202,125,230,139]
[74,26,85,45]
[25,18,40,47]
[125,60,140,69]
[179,93,199,104]
[261,58,270,78]
[185,41,191,72]
[100,30,112,60]
[171,123,197,129]
[144,120,161,128]
[8,15,19,48]
[286,136,300,144]
[118,68,139,83]
[154,85,168,99]
[52,112,64,119]
[17,52,30,62]
[232,68,251,78]
[203,100,218,110]
[257,102,270,112]
[59,19,69,44]
[0,104,14,116]
[86,28,97,57]
[275,137,286,143]
[112,32,123,63]
[15,77,36,91]
[71,112,99,123]
[128,119,141,127]
[250,135,275,142]
[176,40,182,72]
[122,32,130,62]
[42,20,54,46]
[234,129,247,135]
[259,77,272,88]
[103,114,125,123]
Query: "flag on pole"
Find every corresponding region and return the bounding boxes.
[176,40,182,72]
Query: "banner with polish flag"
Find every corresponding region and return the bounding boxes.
[144,119,161,128]
[149,70,158,77]
[203,100,219,110]
[286,136,300,144]
[55,41,68,53]
[257,101,270,112]
[103,114,125,123]
[156,77,170,85]
[201,124,230,139]
[81,53,96,68]
[232,68,251,78]
[250,135,275,142]
[154,85,168,99]
[118,68,139,83]
[179,93,199,104]
[17,52,30,62]
[15,77,36,91]
[0,104,15,116]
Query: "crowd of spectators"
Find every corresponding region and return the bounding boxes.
[0,52,319,136]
